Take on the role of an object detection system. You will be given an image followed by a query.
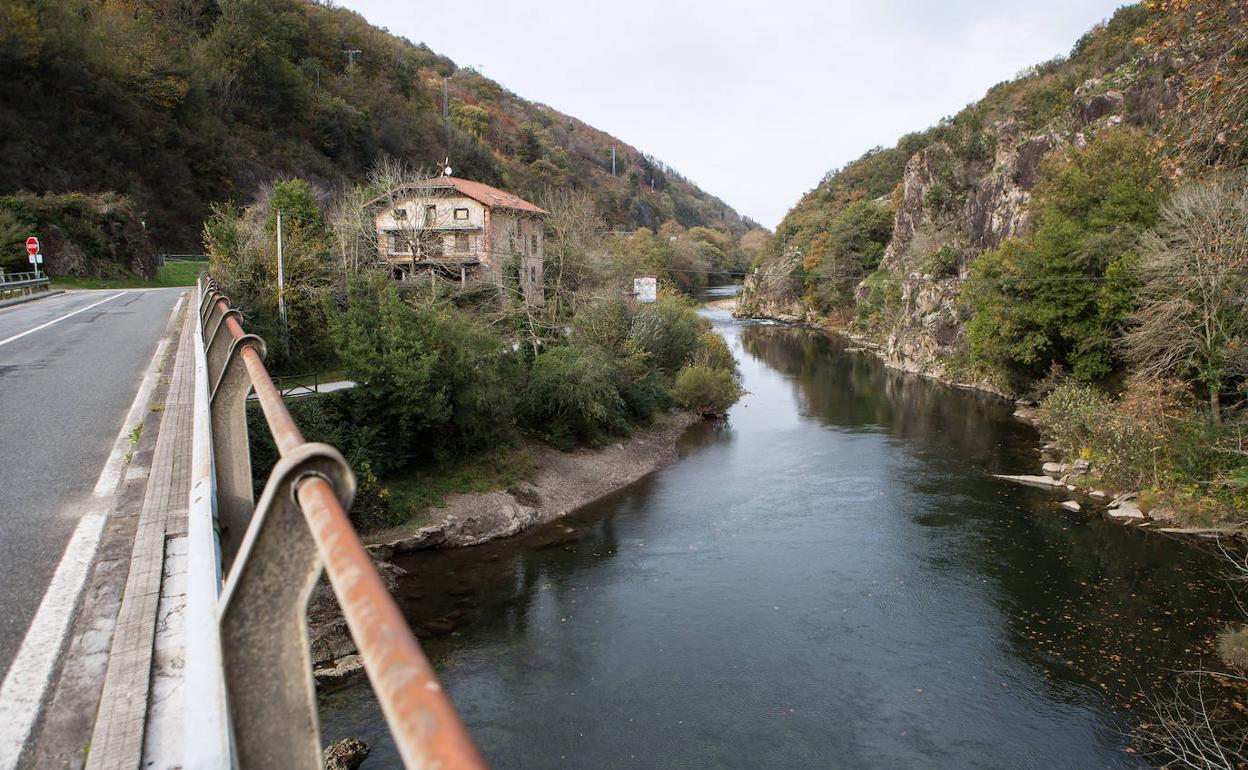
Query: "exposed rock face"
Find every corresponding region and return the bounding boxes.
[871,123,1065,387]
[737,254,806,322]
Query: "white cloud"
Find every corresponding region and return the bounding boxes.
[340,0,1129,228]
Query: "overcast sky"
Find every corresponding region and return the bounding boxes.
[340,0,1129,229]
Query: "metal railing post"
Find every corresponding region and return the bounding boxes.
[208,333,266,569]
[219,443,354,770]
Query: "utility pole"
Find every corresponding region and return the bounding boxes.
[611,146,616,177]
[342,49,362,71]
[443,76,451,157]
[276,210,287,330]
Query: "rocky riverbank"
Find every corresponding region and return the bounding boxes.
[367,410,699,555]
[310,410,700,679]
[993,410,1238,536]
[730,292,1017,400]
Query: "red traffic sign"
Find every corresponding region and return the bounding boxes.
[25,237,39,256]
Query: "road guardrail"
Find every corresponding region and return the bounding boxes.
[0,272,50,301]
[190,276,486,769]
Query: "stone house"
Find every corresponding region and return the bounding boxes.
[370,177,547,304]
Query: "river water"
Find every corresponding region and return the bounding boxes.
[322,295,1240,768]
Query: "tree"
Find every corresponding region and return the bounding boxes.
[450,100,490,139]
[1123,175,1248,423]
[673,365,740,417]
[964,129,1164,385]
[538,188,604,318]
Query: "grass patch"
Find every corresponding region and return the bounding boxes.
[49,259,202,290]
[364,444,535,544]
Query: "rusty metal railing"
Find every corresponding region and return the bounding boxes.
[193,277,486,769]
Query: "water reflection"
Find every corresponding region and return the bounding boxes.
[322,311,1240,769]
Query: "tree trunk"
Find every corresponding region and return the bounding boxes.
[1211,387,1223,424]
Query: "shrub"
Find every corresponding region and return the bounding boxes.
[1035,381,1114,457]
[518,344,630,450]
[854,270,903,333]
[693,330,736,372]
[673,365,741,417]
[628,298,705,374]
[324,276,518,472]
[609,347,672,424]
[919,244,962,278]
[924,184,950,214]
[572,295,634,354]
[1037,376,1224,493]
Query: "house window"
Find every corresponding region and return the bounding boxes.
[529,266,537,285]
[453,208,469,220]
[455,233,469,252]
[393,208,407,220]
[424,205,437,226]
[530,234,538,252]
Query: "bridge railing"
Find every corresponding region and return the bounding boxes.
[0,272,50,300]
[189,276,485,769]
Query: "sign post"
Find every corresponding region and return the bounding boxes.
[25,237,40,278]
[633,274,657,304]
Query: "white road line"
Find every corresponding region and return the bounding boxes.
[0,291,128,348]
[0,294,183,769]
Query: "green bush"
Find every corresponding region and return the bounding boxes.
[693,330,736,372]
[1034,381,1114,457]
[519,345,630,450]
[628,298,705,374]
[806,200,894,312]
[324,276,518,472]
[572,296,634,354]
[1036,377,1229,496]
[854,270,903,333]
[673,365,741,417]
[920,244,962,278]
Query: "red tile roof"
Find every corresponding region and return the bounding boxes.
[371,177,547,215]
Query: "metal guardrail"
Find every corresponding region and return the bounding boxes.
[273,372,324,399]
[0,272,50,301]
[191,277,486,769]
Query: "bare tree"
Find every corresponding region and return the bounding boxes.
[1144,665,1248,770]
[537,187,606,318]
[1140,539,1248,768]
[1124,174,1248,423]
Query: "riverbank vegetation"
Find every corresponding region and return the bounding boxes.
[221,172,741,534]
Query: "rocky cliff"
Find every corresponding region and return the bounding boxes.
[739,5,1170,395]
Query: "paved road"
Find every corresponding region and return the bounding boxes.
[0,289,182,680]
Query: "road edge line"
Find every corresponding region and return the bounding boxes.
[0,293,186,769]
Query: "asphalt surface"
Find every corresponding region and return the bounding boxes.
[0,289,182,680]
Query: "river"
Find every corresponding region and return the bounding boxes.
[322,294,1241,768]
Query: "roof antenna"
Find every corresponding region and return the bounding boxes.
[441,157,453,177]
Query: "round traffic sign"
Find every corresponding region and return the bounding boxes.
[26,236,39,256]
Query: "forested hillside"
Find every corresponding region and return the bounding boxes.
[0,0,759,274]
[741,1,1248,526]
